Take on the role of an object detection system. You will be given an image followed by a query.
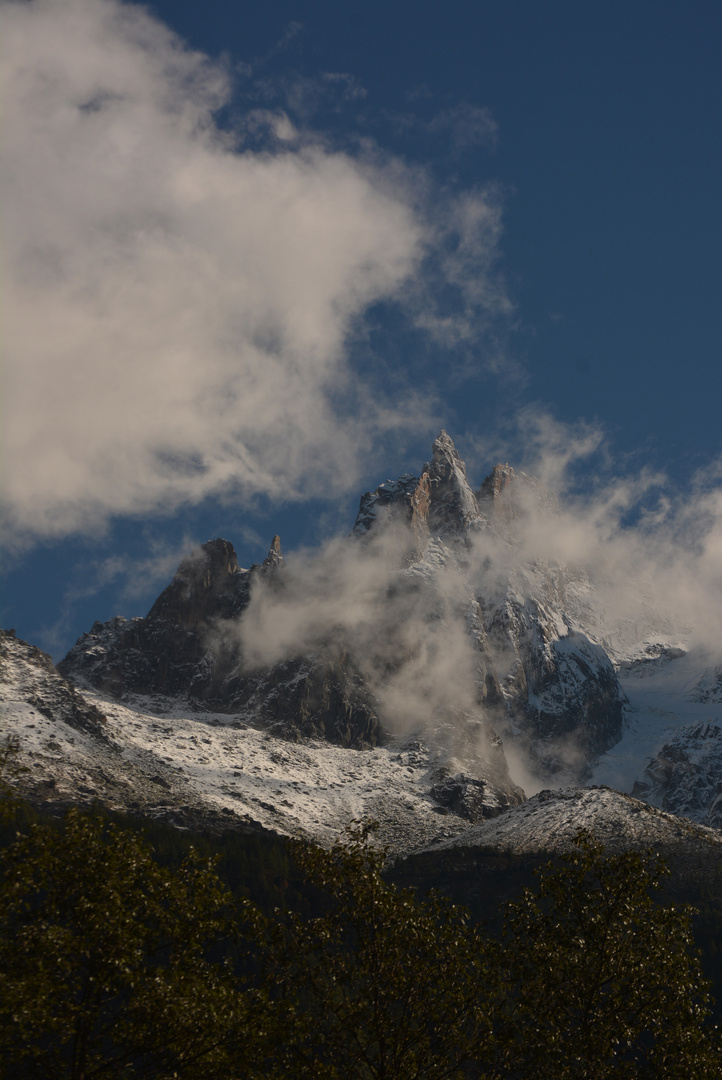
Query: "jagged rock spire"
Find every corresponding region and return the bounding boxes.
[477,462,558,529]
[424,430,481,537]
[477,463,516,502]
[145,538,241,633]
[263,534,283,568]
[352,431,482,543]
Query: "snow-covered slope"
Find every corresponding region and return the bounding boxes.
[2,630,516,853]
[590,647,722,827]
[5,432,722,852]
[7,627,722,864]
[423,785,722,871]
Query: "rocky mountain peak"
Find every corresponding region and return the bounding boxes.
[263,534,283,569]
[424,430,481,538]
[352,473,430,552]
[351,431,481,544]
[476,463,520,530]
[430,430,466,470]
[145,539,241,633]
[476,462,559,532]
[478,463,517,502]
[178,538,239,586]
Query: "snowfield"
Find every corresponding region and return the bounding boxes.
[2,630,475,853]
[4,626,722,856]
[591,644,722,796]
[423,784,722,869]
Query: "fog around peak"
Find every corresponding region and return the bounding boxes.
[234,425,722,784]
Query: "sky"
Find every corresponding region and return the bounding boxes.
[1,0,721,661]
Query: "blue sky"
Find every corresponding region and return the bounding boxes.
[1,0,720,659]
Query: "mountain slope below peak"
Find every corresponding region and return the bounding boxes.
[422,785,722,870]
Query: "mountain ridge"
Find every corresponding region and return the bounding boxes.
[3,432,722,854]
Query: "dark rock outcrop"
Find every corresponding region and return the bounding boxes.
[2,629,108,739]
[60,538,254,702]
[632,722,722,829]
[60,537,384,749]
[59,432,626,779]
[235,652,383,746]
[430,772,514,823]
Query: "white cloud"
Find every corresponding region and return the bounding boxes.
[466,412,722,658]
[404,185,512,351]
[321,72,368,102]
[237,420,722,751]
[1,0,509,546]
[237,526,490,748]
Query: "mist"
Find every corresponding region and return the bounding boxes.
[240,527,484,739]
[0,0,509,549]
[233,423,722,791]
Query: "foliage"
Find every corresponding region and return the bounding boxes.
[0,736,27,825]
[0,774,719,1080]
[97,808,300,913]
[494,830,720,1079]
[257,821,498,1079]
[0,808,249,1080]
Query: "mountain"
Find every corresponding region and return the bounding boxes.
[58,537,385,750]
[2,627,508,852]
[59,433,625,773]
[423,785,722,871]
[3,432,722,857]
[632,722,722,829]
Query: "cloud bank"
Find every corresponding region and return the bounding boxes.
[235,421,722,778]
[496,415,722,658]
[0,0,508,545]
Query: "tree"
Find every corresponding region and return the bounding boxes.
[494,830,720,1079]
[256,822,499,1079]
[0,736,26,825]
[253,826,720,1080]
[1,770,718,1080]
[0,808,249,1080]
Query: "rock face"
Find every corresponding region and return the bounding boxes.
[228,652,384,748]
[2,630,107,740]
[424,430,482,538]
[59,433,626,791]
[632,723,722,829]
[60,537,384,750]
[480,584,624,774]
[60,538,253,703]
[692,665,722,704]
[420,785,722,877]
[477,463,559,530]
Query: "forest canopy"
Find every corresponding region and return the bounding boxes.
[0,764,719,1079]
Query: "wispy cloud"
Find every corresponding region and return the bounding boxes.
[409,184,513,350]
[0,0,512,547]
[62,538,198,606]
[426,103,498,152]
[232,420,722,789]
[236,525,493,767]
[390,102,498,154]
[321,72,368,103]
[468,412,722,658]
